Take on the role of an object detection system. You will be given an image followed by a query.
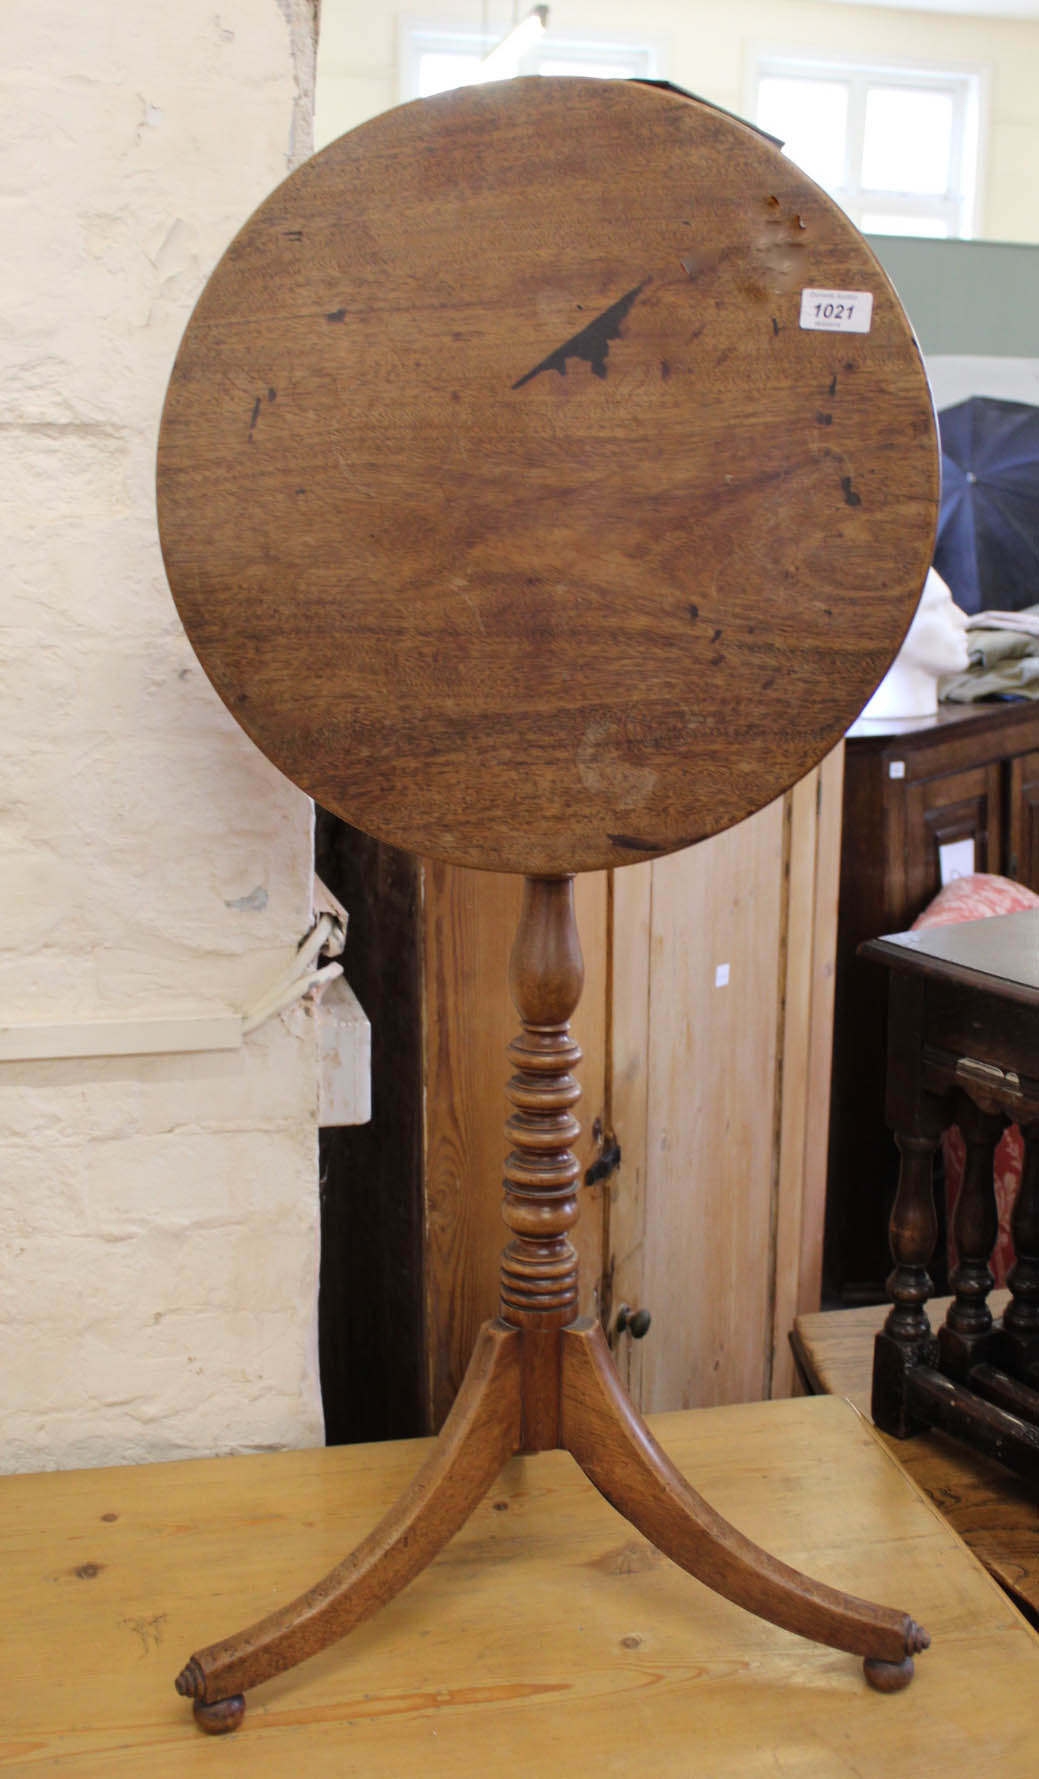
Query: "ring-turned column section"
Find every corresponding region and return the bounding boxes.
[500,875,584,1450]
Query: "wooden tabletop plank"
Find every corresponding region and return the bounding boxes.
[2,1396,1035,1775]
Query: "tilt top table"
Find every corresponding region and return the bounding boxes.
[156,76,940,1732]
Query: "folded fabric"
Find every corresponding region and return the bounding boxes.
[941,653,1039,701]
[966,603,1039,638]
[966,629,1036,667]
[942,601,1039,699]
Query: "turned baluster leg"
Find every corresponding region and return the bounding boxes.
[1002,1117,1039,1383]
[500,874,584,1451]
[939,1093,1004,1383]
[872,1105,944,1439]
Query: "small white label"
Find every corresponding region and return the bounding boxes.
[714,963,730,988]
[889,760,906,780]
[799,289,873,333]
[939,837,976,885]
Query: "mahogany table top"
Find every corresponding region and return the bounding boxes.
[3,1395,1036,1775]
[157,78,939,874]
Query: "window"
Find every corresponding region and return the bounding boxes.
[399,16,658,102]
[748,53,983,238]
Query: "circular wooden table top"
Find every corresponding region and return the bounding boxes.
[157,77,939,876]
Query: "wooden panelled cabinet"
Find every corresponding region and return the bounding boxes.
[1009,748,1039,887]
[825,701,1039,1307]
[318,752,844,1444]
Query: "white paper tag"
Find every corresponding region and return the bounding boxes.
[939,837,976,885]
[714,963,730,988]
[799,289,874,334]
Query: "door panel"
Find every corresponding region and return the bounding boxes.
[905,764,1001,917]
[638,798,786,1412]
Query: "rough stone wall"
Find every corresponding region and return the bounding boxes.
[1,3,326,1471]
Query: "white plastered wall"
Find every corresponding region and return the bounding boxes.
[0,2,336,1472]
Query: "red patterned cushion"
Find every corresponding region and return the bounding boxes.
[912,872,1039,930]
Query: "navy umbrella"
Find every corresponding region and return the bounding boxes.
[933,396,1039,615]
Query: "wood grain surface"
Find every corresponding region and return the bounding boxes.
[4,1396,1036,1775]
[562,1320,923,1665]
[793,1294,1039,1621]
[157,77,939,875]
[638,796,786,1408]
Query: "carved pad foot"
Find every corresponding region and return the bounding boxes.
[863,1622,928,1692]
[176,1655,246,1734]
[863,1656,916,1693]
[192,1695,246,1735]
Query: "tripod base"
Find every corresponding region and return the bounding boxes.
[176,1319,928,1730]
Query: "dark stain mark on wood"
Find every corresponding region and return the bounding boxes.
[763,676,775,690]
[326,308,347,323]
[283,229,303,241]
[608,832,698,853]
[590,1539,664,1576]
[267,387,277,403]
[711,653,723,666]
[711,627,722,643]
[294,486,306,496]
[771,316,780,336]
[122,1613,168,1654]
[75,1562,103,1579]
[816,411,833,425]
[841,475,863,507]
[766,194,780,209]
[492,1499,509,1512]
[512,281,647,389]
[828,373,838,397]
[247,396,262,440]
[101,1512,118,1523]
[688,603,700,621]
[660,359,671,379]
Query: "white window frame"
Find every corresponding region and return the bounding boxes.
[745,47,988,239]
[398,15,662,104]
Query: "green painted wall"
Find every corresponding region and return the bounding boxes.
[867,236,1039,358]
